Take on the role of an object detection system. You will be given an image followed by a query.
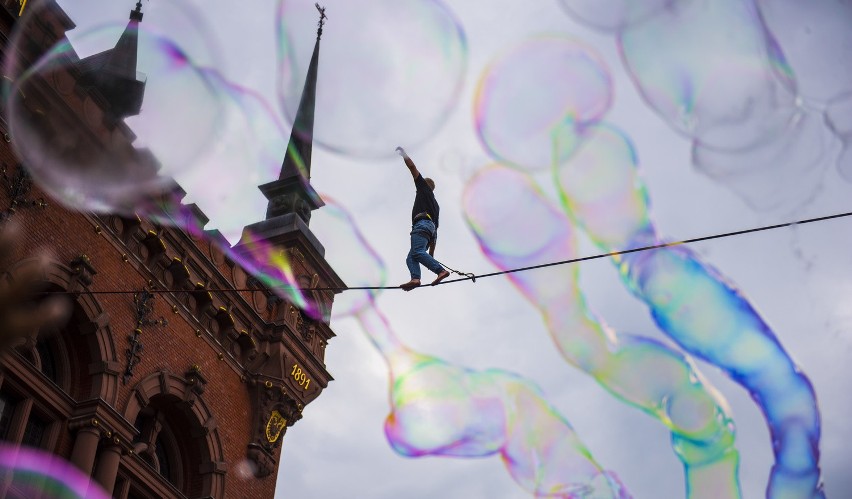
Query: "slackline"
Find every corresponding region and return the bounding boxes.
[33,210,852,296]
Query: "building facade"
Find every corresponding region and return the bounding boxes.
[0,1,342,497]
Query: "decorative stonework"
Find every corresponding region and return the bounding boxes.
[288,305,317,343]
[0,163,47,223]
[69,254,97,289]
[122,289,168,384]
[246,377,303,477]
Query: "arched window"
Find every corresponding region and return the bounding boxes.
[131,396,201,497]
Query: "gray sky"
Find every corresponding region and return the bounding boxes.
[51,0,852,497]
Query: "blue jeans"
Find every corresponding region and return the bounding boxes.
[406,219,443,279]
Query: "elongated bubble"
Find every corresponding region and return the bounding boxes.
[356,305,629,498]
[277,0,467,158]
[464,164,740,497]
[4,1,225,213]
[310,195,387,319]
[553,124,824,498]
[311,196,627,496]
[475,36,612,171]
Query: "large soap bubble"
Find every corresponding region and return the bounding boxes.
[755,0,852,105]
[617,0,797,150]
[475,36,612,172]
[4,0,225,213]
[277,0,467,159]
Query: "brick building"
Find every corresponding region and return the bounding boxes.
[0,1,343,497]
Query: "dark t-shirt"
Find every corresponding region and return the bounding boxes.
[411,174,440,229]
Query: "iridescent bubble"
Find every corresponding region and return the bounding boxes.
[318,207,626,496]
[617,0,798,150]
[5,1,225,213]
[552,124,653,250]
[356,305,628,498]
[474,36,612,171]
[277,0,467,158]
[133,192,320,318]
[756,0,852,105]
[310,195,387,319]
[0,444,109,499]
[550,125,823,497]
[171,79,287,243]
[464,164,740,496]
[557,0,681,32]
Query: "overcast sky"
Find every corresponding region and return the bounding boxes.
[48,0,852,497]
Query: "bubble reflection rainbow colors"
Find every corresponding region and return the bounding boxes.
[317,198,628,497]
[0,444,109,499]
[552,124,823,498]
[474,36,612,173]
[463,165,740,498]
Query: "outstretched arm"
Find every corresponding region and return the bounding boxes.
[396,146,420,179]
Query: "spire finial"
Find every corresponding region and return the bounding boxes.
[130,0,144,22]
[315,3,327,39]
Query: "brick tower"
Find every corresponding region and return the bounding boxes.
[0,1,343,498]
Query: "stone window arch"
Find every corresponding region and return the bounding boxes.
[123,370,225,498]
[2,257,118,404]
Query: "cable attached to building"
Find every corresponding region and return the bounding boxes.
[32,210,852,296]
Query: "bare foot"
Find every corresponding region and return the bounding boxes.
[431,270,450,286]
[400,279,421,291]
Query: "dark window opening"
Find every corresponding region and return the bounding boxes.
[155,434,172,483]
[21,414,46,448]
[0,394,15,441]
[35,337,59,385]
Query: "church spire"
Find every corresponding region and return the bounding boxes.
[76,1,146,119]
[260,4,327,224]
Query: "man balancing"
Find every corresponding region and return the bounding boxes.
[396,147,450,291]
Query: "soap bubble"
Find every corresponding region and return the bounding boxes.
[4,1,225,213]
[475,36,612,171]
[755,0,852,105]
[311,195,387,319]
[617,0,797,150]
[277,0,467,159]
[0,444,109,499]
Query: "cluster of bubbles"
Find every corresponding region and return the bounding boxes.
[558,0,850,210]
[276,0,467,159]
[470,32,822,497]
[0,444,108,499]
[318,204,628,497]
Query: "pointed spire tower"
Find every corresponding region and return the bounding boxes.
[259,5,327,224]
[236,4,344,308]
[77,1,146,119]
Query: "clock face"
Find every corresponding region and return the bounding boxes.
[265,410,288,443]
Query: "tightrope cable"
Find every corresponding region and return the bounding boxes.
[33,210,852,296]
